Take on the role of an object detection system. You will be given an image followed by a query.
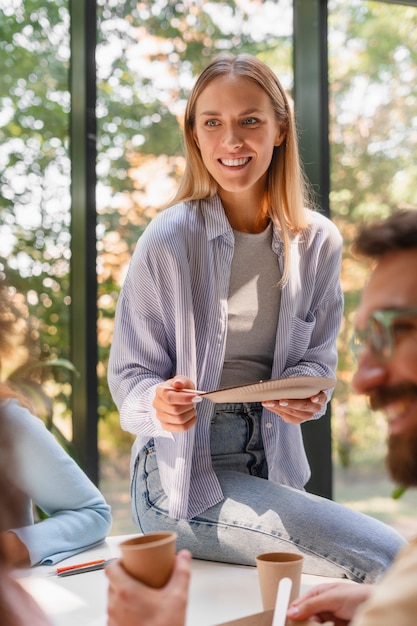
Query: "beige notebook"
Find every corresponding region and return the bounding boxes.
[202,376,336,404]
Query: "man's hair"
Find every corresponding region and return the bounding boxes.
[352,208,417,259]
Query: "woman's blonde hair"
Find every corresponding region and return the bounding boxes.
[172,53,314,284]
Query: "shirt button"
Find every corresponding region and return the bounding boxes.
[265,422,273,429]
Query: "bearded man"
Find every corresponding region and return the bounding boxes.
[288,207,417,626]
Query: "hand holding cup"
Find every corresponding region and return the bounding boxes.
[119,531,177,588]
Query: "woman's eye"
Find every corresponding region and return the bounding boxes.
[243,117,259,126]
[205,119,219,127]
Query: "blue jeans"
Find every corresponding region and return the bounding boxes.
[131,403,406,582]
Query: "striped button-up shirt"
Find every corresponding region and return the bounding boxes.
[108,195,343,519]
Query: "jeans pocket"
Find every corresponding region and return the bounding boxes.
[143,445,167,508]
[130,453,140,499]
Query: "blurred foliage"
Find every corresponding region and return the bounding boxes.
[0,0,416,473]
[328,0,417,466]
[0,279,76,462]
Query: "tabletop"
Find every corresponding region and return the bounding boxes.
[14,534,340,626]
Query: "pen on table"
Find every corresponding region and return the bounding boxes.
[53,558,117,577]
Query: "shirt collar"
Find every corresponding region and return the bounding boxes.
[199,195,232,242]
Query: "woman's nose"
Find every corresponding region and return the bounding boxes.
[221,125,243,150]
[352,348,389,395]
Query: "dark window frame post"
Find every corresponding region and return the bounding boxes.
[69,0,98,483]
[293,0,332,499]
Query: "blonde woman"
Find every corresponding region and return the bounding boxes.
[108,54,405,579]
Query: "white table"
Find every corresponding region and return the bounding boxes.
[15,535,339,626]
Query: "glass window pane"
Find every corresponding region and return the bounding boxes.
[329,0,417,539]
[0,1,72,440]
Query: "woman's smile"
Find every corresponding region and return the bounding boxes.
[218,156,252,169]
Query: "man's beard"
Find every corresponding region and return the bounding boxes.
[387,429,417,486]
[369,383,417,487]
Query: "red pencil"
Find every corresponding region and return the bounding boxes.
[56,558,106,574]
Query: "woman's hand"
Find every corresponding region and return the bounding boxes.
[286,581,373,625]
[262,391,327,424]
[152,376,202,433]
[0,530,30,567]
[106,549,191,626]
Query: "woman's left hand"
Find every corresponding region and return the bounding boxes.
[261,392,327,424]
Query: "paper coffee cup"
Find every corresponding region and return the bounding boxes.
[255,552,304,610]
[119,531,177,588]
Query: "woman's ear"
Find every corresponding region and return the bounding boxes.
[193,132,200,149]
[274,125,287,147]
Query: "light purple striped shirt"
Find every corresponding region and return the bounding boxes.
[108,195,343,519]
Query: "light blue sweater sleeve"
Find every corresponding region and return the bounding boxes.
[2,399,112,565]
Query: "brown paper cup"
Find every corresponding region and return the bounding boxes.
[255,552,304,611]
[119,531,177,588]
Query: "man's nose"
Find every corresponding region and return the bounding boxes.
[352,348,389,395]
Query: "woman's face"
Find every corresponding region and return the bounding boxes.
[192,75,285,199]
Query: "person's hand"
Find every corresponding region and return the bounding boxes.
[106,549,192,626]
[286,581,373,625]
[153,376,202,433]
[0,530,30,567]
[262,391,327,424]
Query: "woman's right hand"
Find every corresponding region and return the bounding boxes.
[152,376,202,433]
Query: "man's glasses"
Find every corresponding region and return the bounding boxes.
[351,307,417,362]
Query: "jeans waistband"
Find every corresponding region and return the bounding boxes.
[213,402,263,411]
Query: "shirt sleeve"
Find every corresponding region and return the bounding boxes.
[107,265,177,439]
[3,399,112,565]
[107,221,188,440]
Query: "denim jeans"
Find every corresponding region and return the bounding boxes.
[131,403,406,582]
